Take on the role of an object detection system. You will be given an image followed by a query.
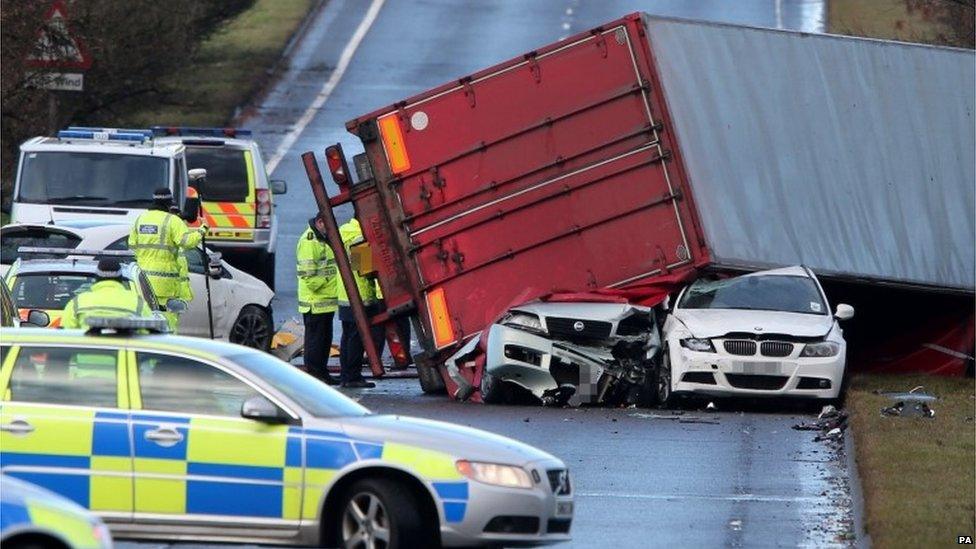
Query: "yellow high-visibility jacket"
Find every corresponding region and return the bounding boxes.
[296,227,338,314]
[128,209,202,299]
[61,279,152,329]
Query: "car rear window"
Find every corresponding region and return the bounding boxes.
[11,273,97,310]
[1,228,81,265]
[185,146,249,203]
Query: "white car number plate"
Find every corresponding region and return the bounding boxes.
[730,361,783,375]
[556,501,573,516]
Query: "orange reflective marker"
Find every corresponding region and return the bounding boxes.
[426,287,456,349]
[378,115,411,174]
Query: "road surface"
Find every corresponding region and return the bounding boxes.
[123,1,856,547]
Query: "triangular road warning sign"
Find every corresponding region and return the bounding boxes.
[26,0,92,70]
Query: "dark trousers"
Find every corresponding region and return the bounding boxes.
[338,305,385,382]
[303,311,335,379]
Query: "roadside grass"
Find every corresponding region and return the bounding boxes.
[847,374,975,548]
[126,0,313,127]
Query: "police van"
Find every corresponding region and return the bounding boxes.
[153,127,285,289]
[9,128,198,226]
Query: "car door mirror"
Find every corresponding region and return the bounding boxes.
[166,298,188,314]
[241,395,287,423]
[834,303,855,321]
[270,179,287,195]
[206,251,223,278]
[24,309,50,327]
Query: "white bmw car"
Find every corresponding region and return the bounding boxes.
[1,221,275,349]
[658,266,854,403]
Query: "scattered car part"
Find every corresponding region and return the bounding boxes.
[880,387,937,418]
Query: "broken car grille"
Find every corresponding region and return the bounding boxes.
[760,341,794,357]
[723,340,757,356]
[545,317,612,340]
[725,374,789,390]
[547,469,572,496]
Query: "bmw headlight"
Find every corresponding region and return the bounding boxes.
[680,337,715,353]
[456,460,533,489]
[503,312,545,334]
[800,341,840,357]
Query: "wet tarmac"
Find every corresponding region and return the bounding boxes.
[121,1,855,547]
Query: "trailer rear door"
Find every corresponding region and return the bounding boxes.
[348,14,705,351]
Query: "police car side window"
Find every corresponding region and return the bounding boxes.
[8,346,118,408]
[137,352,258,417]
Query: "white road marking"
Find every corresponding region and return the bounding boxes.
[265,0,386,174]
[576,492,822,503]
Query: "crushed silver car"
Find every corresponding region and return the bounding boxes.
[476,301,662,406]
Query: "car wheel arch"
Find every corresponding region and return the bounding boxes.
[317,464,442,547]
[2,529,72,549]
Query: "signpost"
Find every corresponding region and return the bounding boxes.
[24,0,93,130]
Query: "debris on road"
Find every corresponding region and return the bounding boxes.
[628,412,719,425]
[793,405,849,436]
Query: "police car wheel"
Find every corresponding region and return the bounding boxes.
[338,478,430,549]
[229,305,272,350]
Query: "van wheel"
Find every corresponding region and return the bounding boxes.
[336,479,436,549]
[230,305,273,350]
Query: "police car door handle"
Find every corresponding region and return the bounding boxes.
[0,419,34,435]
[145,427,183,447]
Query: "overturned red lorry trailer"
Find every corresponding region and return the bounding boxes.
[305,13,975,396]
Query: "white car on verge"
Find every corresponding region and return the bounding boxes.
[658,266,854,403]
[1,221,274,349]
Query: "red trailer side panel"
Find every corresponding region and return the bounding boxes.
[347,14,707,352]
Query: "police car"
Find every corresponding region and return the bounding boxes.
[0,319,574,548]
[2,474,113,549]
[154,127,286,289]
[1,222,275,350]
[10,128,197,227]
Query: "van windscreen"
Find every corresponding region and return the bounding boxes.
[185,146,249,202]
[18,152,169,209]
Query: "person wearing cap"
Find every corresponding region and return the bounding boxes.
[296,216,339,385]
[60,259,154,329]
[129,187,207,332]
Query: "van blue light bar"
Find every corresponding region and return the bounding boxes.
[66,126,154,137]
[58,130,150,143]
[151,126,252,138]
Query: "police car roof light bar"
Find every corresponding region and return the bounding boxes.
[17,246,135,258]
[84,316,170,334]
[150,126,252,138]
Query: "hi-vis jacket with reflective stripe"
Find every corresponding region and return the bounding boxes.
[295,228,337,314]
[128,210,203,299]
[336,219,378,307]
[60,279,153,330]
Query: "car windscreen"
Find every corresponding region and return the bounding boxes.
[185,146,249,202]
[17,151,169,208]
[0,228,81,265]
[229,351,371,417]
[678,275,827,315]
[11,273,98,310]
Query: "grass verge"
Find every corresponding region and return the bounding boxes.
[126,0,314,127]
[847,374,975,547]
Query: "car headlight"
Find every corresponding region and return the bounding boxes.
[456,460,533,489]
[680,337,715,353]
[503,312,545,334]
[800,341,840,357]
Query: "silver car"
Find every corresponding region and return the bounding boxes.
[0,319,573,548]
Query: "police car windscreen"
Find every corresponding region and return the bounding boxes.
[18,152,169,208]
[11,273,96,310]
[185,147,248,202]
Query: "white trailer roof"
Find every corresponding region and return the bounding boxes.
[645,16,975,291]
